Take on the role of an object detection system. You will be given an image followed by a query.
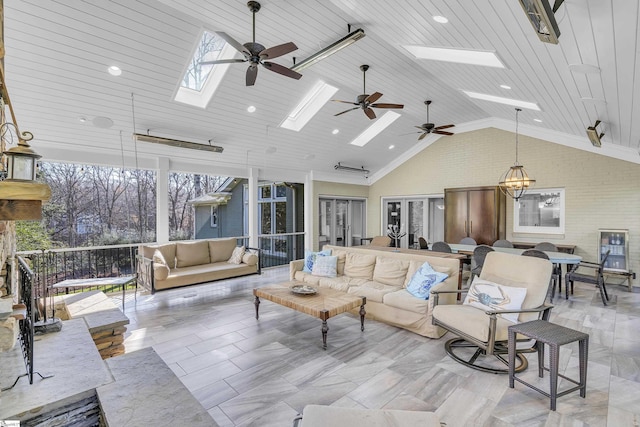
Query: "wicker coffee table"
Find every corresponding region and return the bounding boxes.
[253,282,366,350]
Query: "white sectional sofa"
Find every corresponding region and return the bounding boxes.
[289,245,460,338]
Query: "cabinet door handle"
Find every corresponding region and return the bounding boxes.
[464,220,467,234]
[470,221,473,233]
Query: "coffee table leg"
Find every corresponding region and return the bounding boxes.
[322,320,328,350]
[254,296,260,319]
[359,303,366,332]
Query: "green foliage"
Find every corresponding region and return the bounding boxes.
[16,220,55,251]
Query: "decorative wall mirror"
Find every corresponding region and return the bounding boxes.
[513,188,565,234]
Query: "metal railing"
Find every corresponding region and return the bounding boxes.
[257,232,305,268]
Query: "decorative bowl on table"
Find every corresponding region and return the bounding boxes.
[290,285,317,295]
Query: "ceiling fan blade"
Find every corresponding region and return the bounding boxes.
[260,42,297,60]
[434,130,455,136]
[365,92,383,104]
[414,125,427,130]
[364,107,376,120]
[200,58,247,65]
[332,99,359,105]
[246,65,258,86]
[418,132,429,141]
[262,61,302,80]
[334,107,360,116]
[434,124,455,130]
[370,103,404,109]
[215,32,251,56]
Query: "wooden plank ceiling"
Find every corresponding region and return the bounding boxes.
[3,0,639,182]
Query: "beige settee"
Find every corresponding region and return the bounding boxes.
[289,245,460,338]
[137,238,260,293]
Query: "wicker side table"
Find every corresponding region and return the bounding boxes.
[508,319,589,410]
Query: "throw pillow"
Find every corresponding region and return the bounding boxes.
[463,278,528,323]
[312,255,338,277]
[406,262,449,299]
[303,249,331,272]
[152,249,168,266]
[228,246,245,264]
[152,249,170,281]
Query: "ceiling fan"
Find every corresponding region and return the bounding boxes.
[414,100,455,140]
[332,65,404,120]
[200,1,302,86]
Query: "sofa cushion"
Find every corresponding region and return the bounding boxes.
[303,249,331,272]
[142,244,176,269]
[373,256,410,287]
[176,240,210,268]
[317,276,351,292]
[242,252,258,266]
[295,271,322,286]
[152,250,170,281]
[347,281,402,303]
[209,238,238,263]
[344,253,377,279]
[383,289,430,314]
[228,246,245,264]
[312,255,338,277]
[406,262,448,299]
[332,250,347,275]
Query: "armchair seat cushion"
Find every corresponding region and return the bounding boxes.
[432,304,514,342]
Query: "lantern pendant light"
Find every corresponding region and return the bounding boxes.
[498,108,536,201]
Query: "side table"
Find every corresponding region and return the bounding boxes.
[508,320,588,410]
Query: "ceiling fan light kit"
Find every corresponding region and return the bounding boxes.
[290,27,366,72]
[200,1,301,86]
[586,120,604,147]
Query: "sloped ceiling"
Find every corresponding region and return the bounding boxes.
[3,0,639,183]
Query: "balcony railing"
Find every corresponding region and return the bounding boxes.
[257,232,305,268]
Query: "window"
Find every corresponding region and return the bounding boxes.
[210,205,218,227]
[513,188,565,234]
[258,183,288,254]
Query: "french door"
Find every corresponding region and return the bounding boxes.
[319,198,365,248]
[382,196,444,248]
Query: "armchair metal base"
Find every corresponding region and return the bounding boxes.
[444,338,529,374]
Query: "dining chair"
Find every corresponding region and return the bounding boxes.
[521,249,557,302]
[534,242,563,296]
[460,237,477,245]
[369,236,392,247]
[431,241,452,253]
[493,239,514,248]
[469,245,494,284]
[565,250,610,305]
[418,236,429,249]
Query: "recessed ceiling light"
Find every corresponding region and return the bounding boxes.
[78,117,87,123]
[433,15,448,23]
[332,129,339,135]
[403,45,506,68]
[350,111,401,147]
[280,81,338,131]
[462,90,541,111]
[108,66,122,76]
[533,118,542,122]
[388,144,395,150]
[247,105,256,113]
[500,84,511,90]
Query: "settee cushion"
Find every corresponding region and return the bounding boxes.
[406,262,448,299]
[312,255,338,277]
[209,238,238,263]
[303,249,331,272]
[142,244,177,269]
[242,252,258,266]
[152,250,170,281]
[344,253,377,279]
[347,281,402,303]
[176,241,210,268]
[228,246,245,264]
[373,256,409,287]
[383,289,429,314]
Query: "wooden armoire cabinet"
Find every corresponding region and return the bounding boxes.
[444,186,506,245]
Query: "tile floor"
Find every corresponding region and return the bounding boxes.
[122,268,640,426]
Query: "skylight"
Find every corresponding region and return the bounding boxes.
[174,31,236,109]
[403,45,506,68]
[462,90,541,111]
[350,111,401,147]
[280,81,338,131]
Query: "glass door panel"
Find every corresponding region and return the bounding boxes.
[350,200,365,246]
[428,198,445,244]
[319,198,366,248]
[335,200,348,247]
[318,199,332,249]
[408,200,425,249]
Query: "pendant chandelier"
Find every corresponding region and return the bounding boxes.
[498,108,535,201]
